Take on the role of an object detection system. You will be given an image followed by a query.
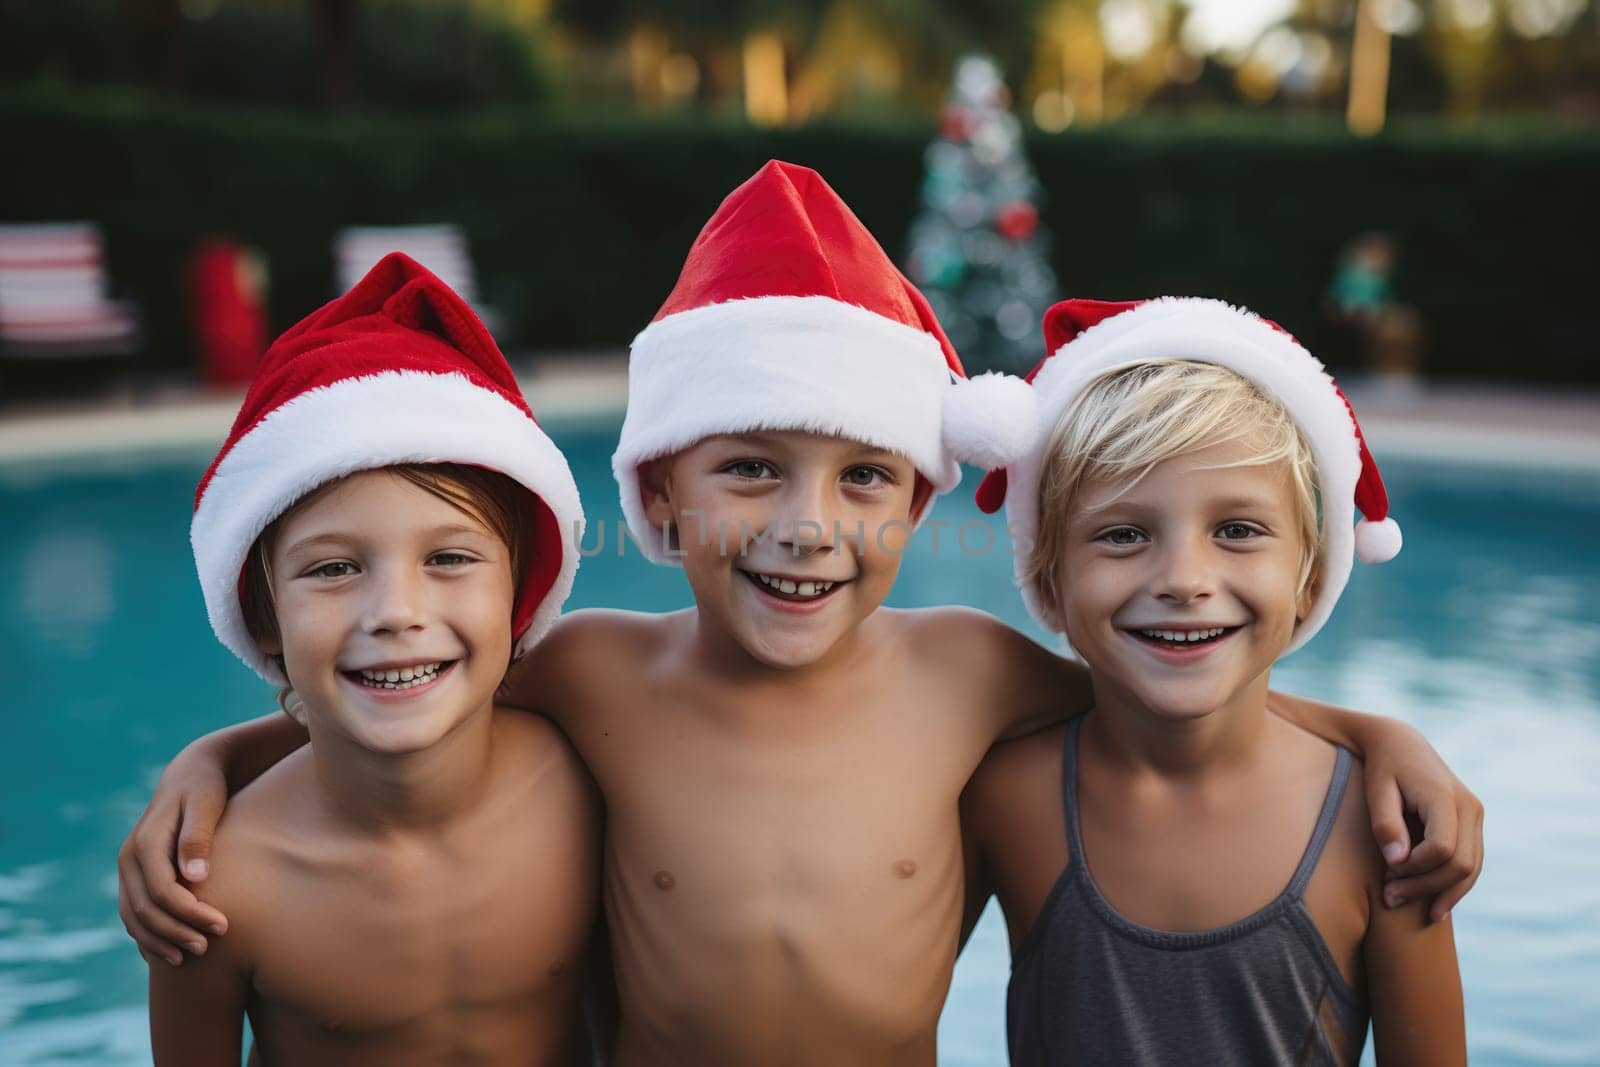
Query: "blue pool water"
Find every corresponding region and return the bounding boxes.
[2,421,1598,1065]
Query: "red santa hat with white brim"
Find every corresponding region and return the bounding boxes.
[972,296,1401,653]
[191,252,584,684]
[613,159,1035,564]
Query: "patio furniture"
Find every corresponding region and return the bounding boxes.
[334,224,500,333]
[0,223,140,357]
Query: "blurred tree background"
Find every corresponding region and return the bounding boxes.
[1,0,1597,383]
[0,0,554,110]
[5,0,1595,121]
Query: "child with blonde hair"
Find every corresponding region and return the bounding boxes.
[964,297,1465,1064]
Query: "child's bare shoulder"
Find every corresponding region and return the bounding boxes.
[539,607,681,670]
[892,608,1088,731]
[1274,725,1378,873]
[199,751,321,948]
[484,710,602,858]
[490,708,593,788]
[1299,747,1399,986]
[896,607,1054,671]
[492,702,573,745]
[1325,754,1387,891]
[212,752,313,858]
[554,604,680,636]
[895,603,1007,640]
[509,607,684,715]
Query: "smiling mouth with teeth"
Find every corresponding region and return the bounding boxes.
[745,571,842,601]
[1132,627,1236,648]
[348,661,450,690]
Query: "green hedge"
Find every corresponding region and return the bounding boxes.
[0,0,553,112]
[1026,115,1600,384]
[3,84,1597,383]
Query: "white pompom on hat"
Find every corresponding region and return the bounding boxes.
[973,296,1401,653]
[191,253,585,684]
[612,159,1037,564]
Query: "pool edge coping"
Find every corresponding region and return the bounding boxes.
[3,372,1599,475]
[0,368,630,466]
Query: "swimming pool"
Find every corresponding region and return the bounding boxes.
[2,421,1597,1066]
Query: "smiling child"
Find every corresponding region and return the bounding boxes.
[963,298,1466,1064]
[147,254,600,1065]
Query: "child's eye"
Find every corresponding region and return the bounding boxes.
[1217,522,1262,541]
[307,561,358,579]
[1098,527,1147,546]
[842,465,890,488]
[724,459,776,480]
[428,552,476,567]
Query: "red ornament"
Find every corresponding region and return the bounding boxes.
[940,106,976,142]
[995,201,1038,242]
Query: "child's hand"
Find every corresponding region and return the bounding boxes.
[117,741,231,965]
[1362,722,1484,922]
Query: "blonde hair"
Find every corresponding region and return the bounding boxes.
[1024,360,1323,628]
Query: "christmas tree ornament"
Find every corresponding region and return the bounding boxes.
[995,201,1039,242]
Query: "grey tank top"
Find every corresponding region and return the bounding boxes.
[1006,717,1367,1066]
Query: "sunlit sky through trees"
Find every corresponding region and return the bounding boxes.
[1183,0,1297,53]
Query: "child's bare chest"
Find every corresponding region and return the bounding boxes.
[243,833,593,1058]
[592,693,970,1057]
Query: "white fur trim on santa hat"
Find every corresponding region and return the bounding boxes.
[192,370,584,684]
[1000,297,1366,654]
[614,295,962,564]
[943,371,1039,471]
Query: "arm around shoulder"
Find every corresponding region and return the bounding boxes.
[498,607,662,722]
[119,712,309,964]
[216,712,310,794]
[1271,693,1484,920]
[1269,691,1397,755]
[911,606,1093,743]
[958,743,1003,951]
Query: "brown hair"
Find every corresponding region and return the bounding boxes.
[240,463,531,652]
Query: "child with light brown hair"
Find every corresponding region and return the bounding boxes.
[963,297,1466,1064]
[148,253,600,1065]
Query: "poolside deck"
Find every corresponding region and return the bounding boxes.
[0,352,629,465]
[2,355,1598,472]
[1341,379,1600,472]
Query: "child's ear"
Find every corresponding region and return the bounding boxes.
[276,687,308,727]
[639,457,675,528]
[907,474,934,524]
[1294,565,1321,623]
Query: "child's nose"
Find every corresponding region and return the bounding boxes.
[770,478,843,556]
[1152,539,1215,603]
[362,566,429,635]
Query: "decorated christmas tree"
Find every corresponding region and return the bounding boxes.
[905,55,1058,374]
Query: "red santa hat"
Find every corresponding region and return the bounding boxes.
[191,252,584,684]
[612,159,1034,563]
[973,296,1401,652]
